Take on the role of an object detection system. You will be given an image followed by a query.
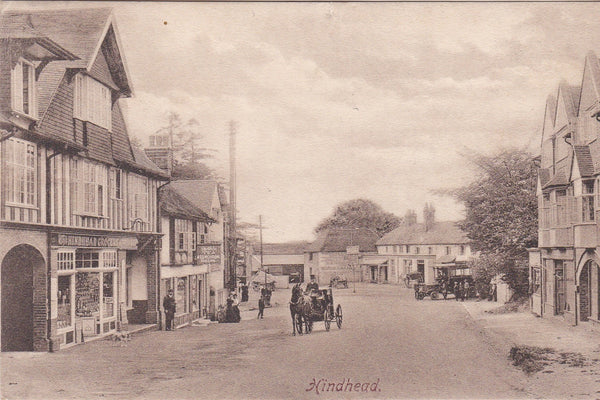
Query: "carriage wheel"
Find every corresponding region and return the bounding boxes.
[430,291,439,300]
[294,313,303,335]
[336,305,343,329]
[324,309,331,331]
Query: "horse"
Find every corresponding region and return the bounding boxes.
[290,283,303,335]
[290,283,314,335]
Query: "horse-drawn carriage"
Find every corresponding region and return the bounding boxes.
[290,285,342,335]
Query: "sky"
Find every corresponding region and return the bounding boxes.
[4,2,600,243]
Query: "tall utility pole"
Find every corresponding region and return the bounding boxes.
[229,120,237,291]
[259,215,264,285]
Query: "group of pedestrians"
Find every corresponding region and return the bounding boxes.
[453,279,471,301]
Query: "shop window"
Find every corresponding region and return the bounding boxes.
[103,272,114,318]
[57,275,72,329]
[190,278,199,312]
[3,138,36,206]
[75,272,100,317]
[176,277,188,314]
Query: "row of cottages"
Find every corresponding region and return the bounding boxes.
[0,8,168,351]
[160,180,229,324]
[248,241,308,287]
[143,135,231,314]
[374,219,473,286]
[304,228,380,285]
[530,51,600,328]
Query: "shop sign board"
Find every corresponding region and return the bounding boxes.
[51,234,137,249]
[198,244,221,264]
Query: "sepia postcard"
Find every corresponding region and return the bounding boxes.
[1,1,600,399]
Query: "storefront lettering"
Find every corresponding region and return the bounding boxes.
[53,234,122,248]
[198,244,221,264]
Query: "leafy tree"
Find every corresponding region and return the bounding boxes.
[315,198,402,236]
[153,112,218,180]
[452,148,537,297]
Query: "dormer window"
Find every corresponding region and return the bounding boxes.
[11,59,36,119]
[74,74,111,129]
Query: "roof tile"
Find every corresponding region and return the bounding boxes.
[377,221,469,246]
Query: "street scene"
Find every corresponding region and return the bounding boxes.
[3,284,599,399]
[3,2,600,399]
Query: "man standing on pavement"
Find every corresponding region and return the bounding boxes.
[257,296,265,319]
[163,289,176,331]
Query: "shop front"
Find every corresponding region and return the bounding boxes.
[161,264,210,329]
[50,232,147,349]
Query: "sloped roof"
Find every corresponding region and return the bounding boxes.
[306,228,379,253]
[3,8,111,68]
[584,51,600,107]
[557,81,581,121]
[377,221,469,246]
[573,145,594,177]
[36,62,67,120]
[128,146,168,178]
[588,138,600,174]
[170,180,221,214]
[160,185,214,223]
[252,241,309,255]
[538,168,551,187]
[0,16,78,61]
[543,170,569,188]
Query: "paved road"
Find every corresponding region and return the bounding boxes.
[1,284,532,399]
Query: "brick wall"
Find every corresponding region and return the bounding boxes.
[144,249,159,324]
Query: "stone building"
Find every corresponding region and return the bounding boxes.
[304,228,379,286]
[376,220,472,285]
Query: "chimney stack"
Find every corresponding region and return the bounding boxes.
[424,203,435,232]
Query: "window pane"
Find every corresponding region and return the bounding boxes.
[57,275,72,329]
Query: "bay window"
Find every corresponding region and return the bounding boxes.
[11,58,36,118]
[2,138,36,206]
[74,74,111,129]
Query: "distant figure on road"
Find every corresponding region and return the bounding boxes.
[163,290,176,331]
[257,296,265,319]
[489,283,498,302]
[462,280,470,301]
[454,281,461,302]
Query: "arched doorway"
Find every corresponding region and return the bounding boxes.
[579,259,600,322]
[1,244,44,351]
